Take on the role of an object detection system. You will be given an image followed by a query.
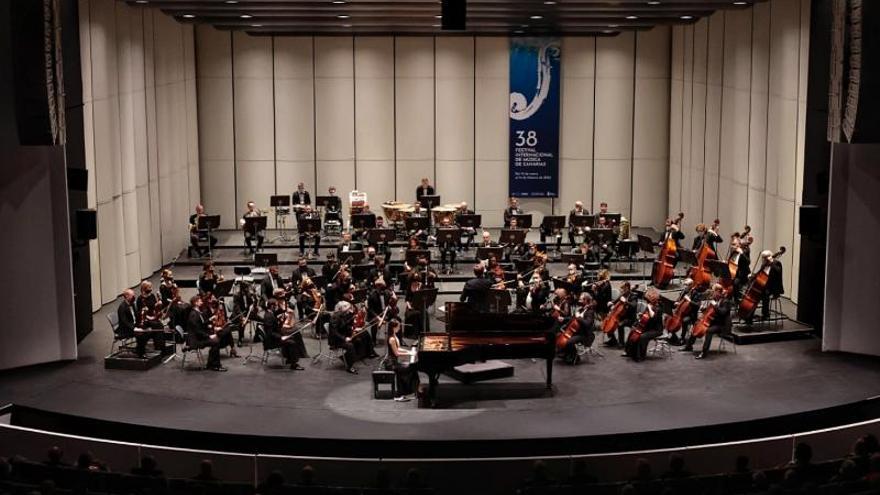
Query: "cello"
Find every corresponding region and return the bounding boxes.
[652,212,684,289]
[688,219,720,287]
[738,247,785,320]
[601,284,639,334]
[664,287,696,333]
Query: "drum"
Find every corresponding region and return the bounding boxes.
[442,203,461,210]
[382,201,408,222]
[431,206,456,225]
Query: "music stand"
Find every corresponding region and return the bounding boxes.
[601,213,622,226]
[488,288,511,313]
[243,216,267,257]
[254,253,278,268]
[706,259,732,281]
[350,213,376,231]
[410,288,438,333]
[500,228,526,246]
[269,195,291,241]
[405,249,431,266]
[561,253,586,267]
[352,263,372,284]
[197,215,221,259]
[586,228,615,246]
[679,248,698,266]
[338,250,365,265]
[476,246,503,261]
[298,217,321,240]
[351,288,368,305]
[570,214,594,230]
[214,279,235,299]
[316,195,337,210]
[367,228,395,246]
[637,234,657,282]
[405,216,430,233]
[659,295,677,315]
[419,195,441,211]
[457,214,481,229]
[511,214,533,229]
[435,227,461,244]
[514,259,533,274]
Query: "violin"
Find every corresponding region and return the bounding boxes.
[737,247,785,320]
[652,212,683,289]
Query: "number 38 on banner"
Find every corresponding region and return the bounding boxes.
[514,130,538,147]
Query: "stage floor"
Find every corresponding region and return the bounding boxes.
[2,294,880,458]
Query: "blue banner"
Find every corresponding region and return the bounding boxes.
[509,37,561,198]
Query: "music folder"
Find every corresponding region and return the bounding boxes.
[569,214,593,229]
[197,215,221,231]
[367,228,395,244]
[270,195,291,207]
[405,249,431,266]
[542,215,566,230]
[511,214,533,229]
[500,228,526,245]
[350,213,376,230]
[435,227,461,244]
[297,218,321,234]
[254,253,278,267]
[457,214,481,228]
[476,246,503,261]
[561,253,586,266]
[405,216,430,232]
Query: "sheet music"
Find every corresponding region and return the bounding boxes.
[409,346,417,364]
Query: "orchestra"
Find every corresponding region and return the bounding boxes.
[114,180,792,381]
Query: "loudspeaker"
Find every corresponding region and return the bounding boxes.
[75,208,97,241]
[10,0,54,145]
[799,205,823,239]
[441,0,466,30]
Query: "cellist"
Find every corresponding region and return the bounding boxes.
[681,283,732,359]
[624,289,663,362]
[558,292,596,365]
[603,282,638,348]
[669,278,706,346]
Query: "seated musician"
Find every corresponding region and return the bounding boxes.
[518,269,551,312]
[385,320,419,402]
[403,259,436,336]
[231,282,257,345]
[624,289,663,362]
[692,222,722,252]
[206,293,238,358]
[743,250,784,325]
[290,257,316,290]
[561,264,584,297]
[436,216,459,272]
[297,205,321,257]
[159,269,176,306]
[503,197,522,227]
[324,186,342,220]
[598,202,610,218]
[590,236,614,268]
[326,268,354,311]
[292,182,311,207]
[135,281,169,354]
[197,262,221,295]
[367,216,390,256]
[186,295,225,371]
[406,235,425,252]
[336,232,363,259]
[740,225,754,256]
[567,201,590,247]
[604,282,638,348]
[559,292,597,365]
[322,252,339,280]
[504,217,528,261]
[329,301,377,374]
[408,202,429,243]
[189,204,218,258]
[416,177,435,202]
[254,297,306,370]
[260,266,287,305]
[586,270,613,317]
[682,283,732,359]
[667,278,703,346]
[540,216,564,253]
[455,202,476,251]
[544,288,572,325]
[297,276,322,319]
[240,201,265,254]
[477,230,496,249]
[728,234,751,300]
[367,256,391,288]
[165,285,189,343]
[116,289,158,358]
[367,277,397,345]
[460,264,493,312]
[351,203,375,242]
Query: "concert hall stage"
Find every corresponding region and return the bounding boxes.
[1,296,880,460]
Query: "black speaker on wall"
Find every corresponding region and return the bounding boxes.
[75,208,97,241]
[441,0,466,30]
[10,0,55,145]
[799,205,824,240]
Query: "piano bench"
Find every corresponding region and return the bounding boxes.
[372,370,397,399]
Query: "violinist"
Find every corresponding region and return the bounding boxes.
[604,282,638,348]
[336,232,363,258]
[253,298,305,370]
[670,278,705,346]
[290,257,316,291]
[240,201,265,255]
[624,289,663,362]
[561,263,584,297]
[455,202,476,251]
[367,277,397,345]
[461,264,493,312]
[186,295,225,371]
[197,261,222,295]
[189,204,218,258]
[297,277,323,320]
[682,283,732,359]
[136,281,166,339]
[297,204,321,257]
[277,295,308,367]
[743,250,784,325]
[326,268,354,310]
[231,282,258,345]
[260,266,287,304]
[559,293,597,364]
[544,288,572,324]
[567,201,590,246]
[503,197,523,227]
[519,268,550,312]
[367,256,391,288]
[117,289,161,358]
[159,269,177,306]
[207,293,238,358]
[322,252,340,280]
[329,301,372,374]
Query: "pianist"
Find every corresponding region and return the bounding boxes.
[386,320,419,402]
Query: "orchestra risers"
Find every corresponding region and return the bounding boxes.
[727,319,816,345]
[445,361,515,384]
[104,350,164,371]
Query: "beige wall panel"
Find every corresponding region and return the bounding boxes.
[201,160,236,228]
[593,160,632,215]
[274,78,315,163]
[356,161,396,206]
[354,37,392,78]
[562,37,595,78]
[689,83,706,172]
[396,160,433,204]
[561,73,594,161]
[274,37,313,79]
[518,199,552,220]
[233,32,272,77]
[96,201,118,303]
[354,39,394,162]
[153,15,184,88]
[707,15,725,86]
[474,160,507,223]
[92,97,121,203]
[437,160,474,206]
[118,92,137,192]
[687,168,704,226]
[723,9,753,91]
[747,186,767,244]
[751,2,771,93]
[276,161,316,196]
[88,0,117,101]
[315,37,354,78]
[680,25,693,175]
[702,172,719,221]
[395,77,434,162]
[233,78,275,161]
[767,96,798,199]
[748,91,769,189]
[121,190,140,285]
[669,77,683,213]
[196,26,231,78]
[632,159,668,228]
[475,37,507,78]
[83,101,96,209]
[185,81,200,205]
[236,160,276,211]
[671,26,683,84]
[769,0,802,100]
[637,27,670,79]
[435,37,473,77]
[136,185,153,276]
[474,76,507,161]
[719,89,750,183]
[593,79,633,161]
[770,197,795,288]
[718,179,747,227]
[435,78,474,161]
[79,0,93,104]
[395,38,434,77]
[559,159,592,211]
[315,77,355,160]
[132,90,149,188]
[596,33,635,79]
[316,160,356,218]
[704,84,722,178]
[692,20,708,85]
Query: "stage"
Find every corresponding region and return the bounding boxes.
[1,292,879,459]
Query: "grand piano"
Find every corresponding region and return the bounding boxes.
[415,302,557,407]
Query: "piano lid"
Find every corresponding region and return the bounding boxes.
[444,302,557,333]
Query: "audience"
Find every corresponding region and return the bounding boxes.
[192,459,217,482]
[130,454,163,477]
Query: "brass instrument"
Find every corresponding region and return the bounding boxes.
[431,206,457,225]
[619,216,631,240]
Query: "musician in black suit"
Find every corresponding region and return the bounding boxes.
[290,258,316,288]
[604,282,638,348]
[367,256,391,288]
[189,204,218,257]
[745,249,784,324]
[436,216,459,271]
[567,201,590,246]
[671,278,705,346]
[186,295,225,371]
[367,277,397,344]
[728,236,751,300]
[117,289,145,357]
[455,202,476,251]
[692,222,722,252]
[297,205,321,257]
[658,218,686,249]
[253,298,305,370]
[683,284,732,359]
[329,301,359,374]
[624,289,664,362]
[415,177,435,202]
[240,201,265,255]
[503,197,522,227]
[587,272,613,315]
[336,232,363,259]
[291,182,311,207]
[559,292,597,365]
[260,266,286,304]
[461,265,493,312]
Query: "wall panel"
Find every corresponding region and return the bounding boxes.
[435,37,475,206]
[315,38,355,216]
[559,37,595,211]
[355,37,395,204]
[473,38,508,220]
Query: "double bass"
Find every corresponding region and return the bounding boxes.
[652,212,684,289]
[738,247,785,320]
[688,219,720,287]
